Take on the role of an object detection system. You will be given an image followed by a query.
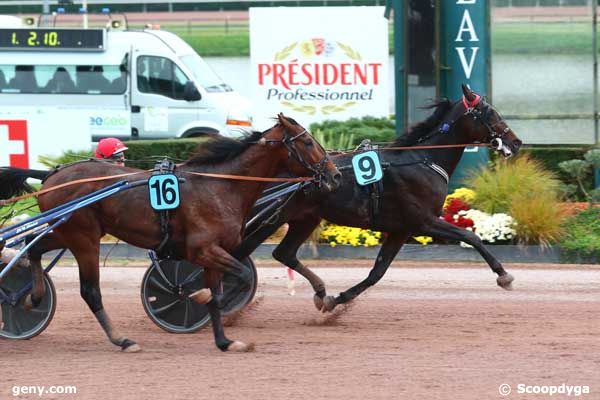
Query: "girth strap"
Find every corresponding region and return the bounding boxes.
[152,159,177,258]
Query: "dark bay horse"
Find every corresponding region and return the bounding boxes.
[236,85,523,312]
[0,114,341,352]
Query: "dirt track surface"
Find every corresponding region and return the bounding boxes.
[2,260,600,400]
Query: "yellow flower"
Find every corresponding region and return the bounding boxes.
[319,223,383,247]
[413,236,433,245]
[444,187,476,208]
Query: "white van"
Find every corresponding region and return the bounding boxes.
[0,24,253,144]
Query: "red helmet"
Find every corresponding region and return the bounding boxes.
[95,138,128,159]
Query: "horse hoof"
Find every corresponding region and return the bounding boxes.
[313,294,324,311]
[23,294,34,311]
[497,274,514,291]
[122,342,141,353]
[227,341,254,352]
[189,289,212,304]
[322,296,337,313]
[23,294,41,311]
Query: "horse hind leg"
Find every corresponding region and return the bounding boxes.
[68,235,140,352]
[22,235,61,310]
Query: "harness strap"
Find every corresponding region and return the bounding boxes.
[0,171,146,206]
[152,159,177,259]
[462,94,482,109]
[181,171,314,182]
[426,162,450,184]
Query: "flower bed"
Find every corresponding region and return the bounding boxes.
[319,188,518,248]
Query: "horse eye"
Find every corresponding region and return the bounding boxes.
[304,139,314,147]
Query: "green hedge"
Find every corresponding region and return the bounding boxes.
[124,138,205,170]
[560,207,600,262]
[309,116,397,148]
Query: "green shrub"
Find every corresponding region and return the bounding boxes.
[310,116,396,147]
[558,149,600,206]
[520,147,594,200]
[560,208,600,260]
[468,155,564,245]
[38,150,94,168]
[508,193,563,246]
[0,190,40,226]
[312,128,354,151]
[124,138,205,170]
[36,139,205,171]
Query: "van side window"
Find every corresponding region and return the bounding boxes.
[137,56,189,100]
[45,67,76,93]
[0,64,126,94]
[9,65,39,93]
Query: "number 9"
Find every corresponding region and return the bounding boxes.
[359,156,376,180]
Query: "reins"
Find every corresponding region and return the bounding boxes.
[180,171,314,183]
[0,171,146,206]
[0,169,316,206]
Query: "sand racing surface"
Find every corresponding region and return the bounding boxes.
[2,260,600,400]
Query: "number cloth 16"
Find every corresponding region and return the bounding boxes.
[148,174,180,211]
[351,151,383,186]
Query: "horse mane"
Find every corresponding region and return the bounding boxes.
[184,130,266,166]
[391,98,454,147]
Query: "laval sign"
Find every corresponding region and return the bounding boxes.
[440,0,490,187]
[250,7,389,125]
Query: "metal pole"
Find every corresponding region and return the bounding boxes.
[42,0,49,13]
[83,0,88,29]
[392,0,406,135]
[594,0,598,145]
[593,0,600,189]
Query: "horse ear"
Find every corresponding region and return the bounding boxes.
[462,83,476,101]
[277,113,290,128]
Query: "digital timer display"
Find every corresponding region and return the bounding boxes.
[0,29,105,51]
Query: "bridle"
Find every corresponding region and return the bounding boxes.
[462,95,512,151]
[262,126,331,187]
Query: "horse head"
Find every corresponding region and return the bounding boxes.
[457,84,522,158]
[264,113,341,191]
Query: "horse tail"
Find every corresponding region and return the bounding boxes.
[0,167,50,199]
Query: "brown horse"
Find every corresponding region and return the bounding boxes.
[0,114,341,352]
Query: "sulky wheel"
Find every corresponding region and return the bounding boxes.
[0,263,56,340]
[141,257,257,334]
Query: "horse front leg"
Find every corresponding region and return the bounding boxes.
[271,216,329,311]
[324,232,410,312]
[420,217,514,289]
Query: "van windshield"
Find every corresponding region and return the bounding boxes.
[181,54,232,93]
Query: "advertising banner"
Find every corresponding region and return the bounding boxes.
[250,7,389,127]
